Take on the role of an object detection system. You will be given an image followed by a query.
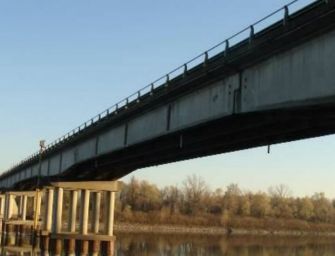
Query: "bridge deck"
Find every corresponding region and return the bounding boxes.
[1,0,335,189]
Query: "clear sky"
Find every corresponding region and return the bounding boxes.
[2,0,333,198]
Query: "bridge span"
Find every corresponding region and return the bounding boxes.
[1,0,335,189]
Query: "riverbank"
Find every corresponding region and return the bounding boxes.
[114,222,335,236]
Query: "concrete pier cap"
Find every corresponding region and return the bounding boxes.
[50,180,122,191]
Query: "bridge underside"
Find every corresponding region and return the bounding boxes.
[66,102,335,176]
[16,101,335,189]
[4,0,335,190]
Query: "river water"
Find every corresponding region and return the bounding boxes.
[1,233,335,255]
[115,233,335,256]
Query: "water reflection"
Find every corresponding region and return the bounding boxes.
[115,234,335,256]
[1,247,40,256]
[1,233,335,255]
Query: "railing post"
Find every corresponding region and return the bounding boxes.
[203,52,209,67]
[150,83,154,95]
[183,64,188,77]
[165,74,170,87]
[224,40,229,57]
[249,25,255,43]
[283,6,289,26]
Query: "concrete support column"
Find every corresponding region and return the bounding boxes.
[41,189,54,254]
[36,190,42,220]
[92,192,101,233]
[21,195,27,221]
[66,190,78,256]
[80,190,90,235]
[18,196,23,218]
[52,188,63,234]
[33,190,42,231]
[104,191,115,236]
[68,190,78,232]
[5,194,14,221]
[0,196,5,218]
[5,223,15,246]
[92,192,101,256]
[80,190,90,256]
[44,189,54,232]
[52,187,63,256]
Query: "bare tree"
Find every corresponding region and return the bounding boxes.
[182,175,209,214]
[268,184,292,199]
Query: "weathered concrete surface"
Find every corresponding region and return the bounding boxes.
[127,106,168,144]
[97,125,125,154]
[170,75,239,131]
[241,30,335,112]
[49,154,61,175]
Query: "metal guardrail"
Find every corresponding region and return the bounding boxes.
[2,0,324,177]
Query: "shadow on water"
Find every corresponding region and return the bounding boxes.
[2,233,335,255]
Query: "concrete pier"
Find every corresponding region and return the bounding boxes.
[67,190,78,256]
[0,181,120,254]
[36,180,120,255]
[0,191,40,250]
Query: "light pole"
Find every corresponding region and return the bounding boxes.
[37,140,46,187]
[33,140,46,245]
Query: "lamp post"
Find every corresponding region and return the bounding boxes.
[33,140,46,246]
[37,140,46,187]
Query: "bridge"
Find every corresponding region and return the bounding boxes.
[0,1,334,254]
[2,1,335,190]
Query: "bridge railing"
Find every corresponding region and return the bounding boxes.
[3,0,323,178]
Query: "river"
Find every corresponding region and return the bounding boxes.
[1,233,335,255]
[115,233,335,255]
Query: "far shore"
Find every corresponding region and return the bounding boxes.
[114,222,335,237]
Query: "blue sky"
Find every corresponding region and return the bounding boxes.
[2,0,332,197]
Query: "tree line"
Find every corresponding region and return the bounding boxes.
[115,175,335,230]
